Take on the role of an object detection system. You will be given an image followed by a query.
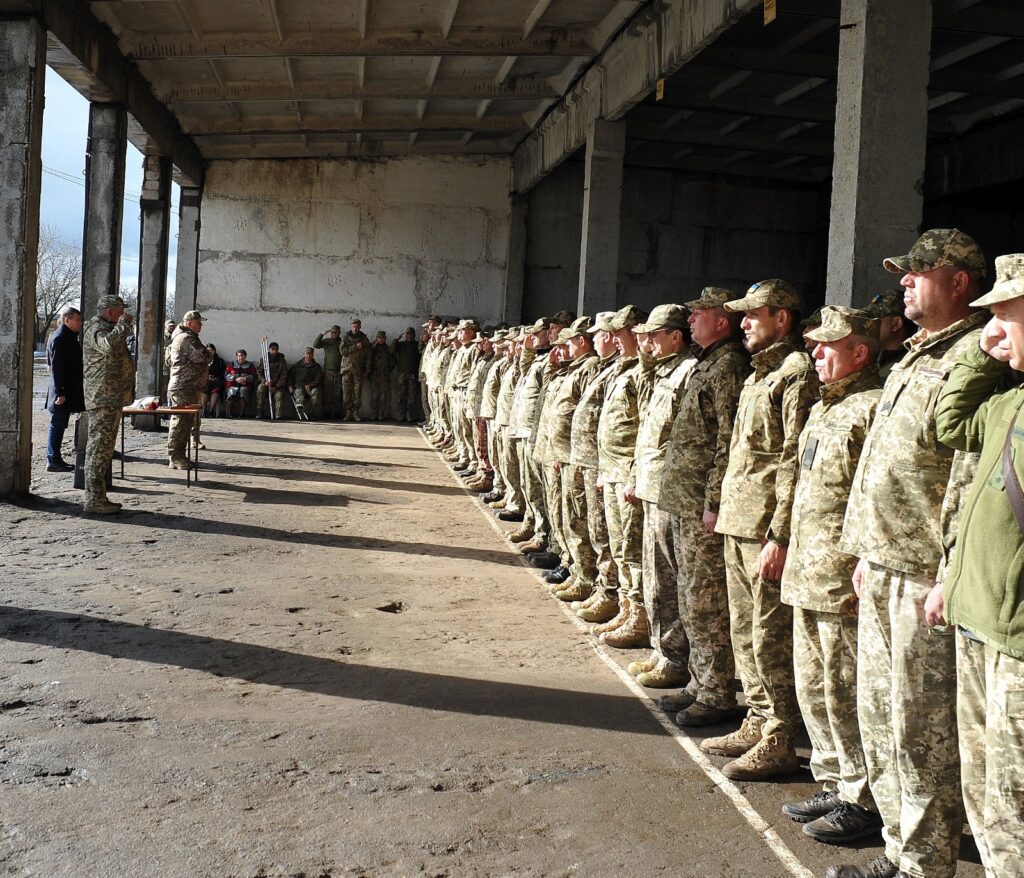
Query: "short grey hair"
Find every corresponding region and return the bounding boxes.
[60,306,81,320]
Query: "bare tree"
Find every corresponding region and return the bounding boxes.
[35,224,82,344]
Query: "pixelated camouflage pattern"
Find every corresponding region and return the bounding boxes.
[883,228,987,278]
[569,353,622,468]
[339,330,371,374]
[509,353,548,441]
[596,357,643,483]
[642,501,681,668]
[167,326,214,396]
[584,466,617,594]
[82,315,135,410]
[493,355,521,427]
[84,406,121,504]
[604,482,644,602]
[561,464,598,586]
[167,388,202,459]
[479,357,508,420]
[396,373,418,420]
[544,353,601,463]
[532,360,571,464]
[465,349,494,418]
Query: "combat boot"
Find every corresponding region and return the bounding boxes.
[721,733,799,781]
[591,596,630,636]
[572,588,600,611]
[675,701,744,727]
[543,566,570,585]
[700,714,765,757]
[627,652,660,677]
[802,802,883,844]
[657,690,697,713]
[497,510,524,522]
[83,499,121,515]
[577,591,618,623]
[482,491,503,504]
[636,659,688,689]
[824,856,900,878]
[527,551,560,570]
[508,527,535,544]
[601,602,649,649]
[518,538,546,554]
[488,497,508,509]
[782,790,841,823]
[555,580,591,603]
[169,457,188,469]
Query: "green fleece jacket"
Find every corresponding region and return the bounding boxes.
[935,342,1024,659]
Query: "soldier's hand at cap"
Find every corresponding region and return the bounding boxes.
[118,312,133,326]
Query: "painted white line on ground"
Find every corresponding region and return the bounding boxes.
[423,428,815,878]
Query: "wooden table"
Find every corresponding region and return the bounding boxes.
[121,405,202,486]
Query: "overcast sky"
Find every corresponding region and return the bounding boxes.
[41,67,181,297]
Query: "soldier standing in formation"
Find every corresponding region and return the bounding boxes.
[368,331,395,421]
[393,328,421,422]
[340,318,371,420]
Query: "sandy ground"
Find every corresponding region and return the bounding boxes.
[0,382,983,877]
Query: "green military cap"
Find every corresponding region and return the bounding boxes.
[863,290,905,319]
[634,303,689,333]
[800,306,823,328]
[587,310,618,333]
[183,309,204,322]
[609,304,648,330]
[560,315,593,341]
[970,253,1024,307]
[550,309,576,326]
[725,279,802,312]
[525,317,552,334]
[376,331,386,338]
[804,305,880,343]
[305,346,315,354]
[883,228,987,278]
[330,324,341,332]
[684,286,740,310]
[97,294,126,311]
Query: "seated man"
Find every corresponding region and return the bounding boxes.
[224,349,258,417]
[256,342,288,419]
[288,347,324,420]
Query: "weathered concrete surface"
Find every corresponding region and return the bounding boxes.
[1,405,986,877]
[197,156,512,358]
[135,154,172,414]
[0,17,45,497]
[173,186,202,321]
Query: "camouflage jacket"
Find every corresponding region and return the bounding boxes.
[393,339,420,376]
[510,350,549,441]
[632,349,697,504]
[532,359,572,463]
[878,348,904,383]
[287,358,324,389]
[83,315,135,409]
[840,311,994,577]
[596,356,643,484]
[258,352,288,387]
[544,353,601,464]
[494,356,522,428]
[465,350,494,417]
[168,326,214,396]
[781,365,882,613]
[313,333,342,372]
[657,340,749,518]
[339,331,371,374]
[447,344,476,391]
[569,353,622,469]
[480,357,509,420]
[432,345,455,390]
[368,343,395,380]
[716,337,819,542]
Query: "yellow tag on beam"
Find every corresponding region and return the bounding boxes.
[656,79,665,101]
[764,0,777,25]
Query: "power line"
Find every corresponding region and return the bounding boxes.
[42,164,179,215]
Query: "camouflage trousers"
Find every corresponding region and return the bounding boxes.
[793,606,872,809]
[396,373,418,420]
[84,406,121,505]
[167,389,202,461]
[957,634,1024,878]
[256,383,286,418]
[340,370,364,416]
[519,440,549,543]
[661,513,736,710]
[370,376,390,419]
[486,422,504,492]
[560,464,597,587]
[723,536,799,739]
[603,482,643,603]
[419,374,430,422]
[501,434,526,515]
[455,393,474,463]
[583,468,617,596]
[642,502,681,667]
[292,386,323,419]
[543,462,566,563]
[473,418,492,475]
[858,562,962,878]
[322,370,342,419]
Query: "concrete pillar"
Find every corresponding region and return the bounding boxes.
[0,18,45,496]
[577,118,625,316]
[135,154,172,420]
[174,186,202,321]
[502,195,527,324]
[81,104,127,319]
[825,0,933,307]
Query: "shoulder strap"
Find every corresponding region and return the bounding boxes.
[1002,396,1024,535]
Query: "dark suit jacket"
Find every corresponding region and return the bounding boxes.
[45,322,85,413]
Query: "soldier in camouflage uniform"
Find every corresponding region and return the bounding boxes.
[418,316,440,423]
[313,324,343,419]
[801,306,824,353]
[493,332,530,523]
[256,342,288,419]
[935,253,1024,878]
[445,320,480,470]
[703,279,819,781]
[339,318,371,420]
[656,287,748,724]
[287,347,324,420]
[829,230,997,878]
[479,331,512,501]
[532,340,573,570]
[368,331,395,421]
[167,310,213,467]
[778,307,884,844]
[393,327,421,422]
[81,295,135,514]
[465,335,497,491]
[863,290,912,381]
[626,305,697,687]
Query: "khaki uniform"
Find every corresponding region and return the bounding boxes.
[466,349,495,473]
[480,357,510,491]
[534,360,573,561]
[339,331,371,415]
[494,356,525,513]
[511,351,553,544]
[781,364,881,809]
[658,339,749,709]
[447,343,476,464]
[167,325,213,458]
[716,337,819,740]
[840,311,991,878]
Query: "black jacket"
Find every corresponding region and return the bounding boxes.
[45,322,85,413]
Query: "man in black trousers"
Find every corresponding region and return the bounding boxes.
[44,305,84,472]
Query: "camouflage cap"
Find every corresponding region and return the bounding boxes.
[970,253,1024,308]
[587,310,618,333]
[804,305,880,343]
[555,327,574,344]
[724,279,802,312]
[684,286,740,310]
[97,294,126,311]
[376,330,386,338]
[183,309,204,323]
[305,346,315,354]
[560,315,593,341]
[456,318,480,331]
[863,290,905,319]
[550,309,576,327]
[883,228,987,278]
[800,306,823,328]
[634,303,689,333]
[525,317,552,334]
[609,304,648,331]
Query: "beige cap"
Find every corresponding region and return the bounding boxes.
[609,304,648,331]
[634,303,689,333]
[560,315,593,340]
[724,279,802,312]
[804,305,880,343]
[971,253,1024,307]
[587,311,618,333]
[883,228,987,278]
[684,286,740,310]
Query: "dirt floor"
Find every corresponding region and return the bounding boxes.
[0,382,984,877]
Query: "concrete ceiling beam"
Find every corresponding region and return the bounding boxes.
[626,125,832,158]
[186,115,528,136]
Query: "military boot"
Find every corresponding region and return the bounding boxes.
[543,566,570,585]
[488,497,509,509]
[497,510,524,522]
[700,714,765,758]
[824,856,900,878]
[577,591,618,623]
[782,790,840,823]
[555,580,591,603]
[601,602,650,649]
[627,652,660,677]
[636,659,688,689]
[720,733,799,781]
[508,527,535,544]
[83,499,121,515]
[518,539,547,554]
[675,701,744,727]
[572,588,600,611]
[591,596,630,636]
[657,690,697,713]
[482,490,503,504]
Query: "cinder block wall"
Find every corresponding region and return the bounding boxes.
[196,156,513,362]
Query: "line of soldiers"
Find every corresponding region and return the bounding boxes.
[418,228,1024,878]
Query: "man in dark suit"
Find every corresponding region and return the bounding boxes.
[45,305,85,472]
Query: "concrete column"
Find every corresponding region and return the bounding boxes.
[502,195,528,324]
[577,118,625,316]
[0,18,45,496]
[81,104,127,319]
[174,186,202,321]
[825,0,933,307]
[135,154,172,421]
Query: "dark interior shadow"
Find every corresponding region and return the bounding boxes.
[0,607,662,736]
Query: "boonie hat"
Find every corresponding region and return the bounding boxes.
[685,287,740,310]
[971,254,1024,308]
[804,306,880,343]
[634,304,689,333]
[863,290,905,319]
[724,279,802,312]
[883,228,987,278]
